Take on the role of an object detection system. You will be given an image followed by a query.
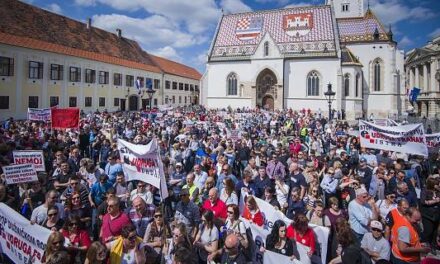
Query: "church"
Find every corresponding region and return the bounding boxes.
[201,0,405,119]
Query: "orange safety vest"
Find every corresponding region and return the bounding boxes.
[391,214,422,262]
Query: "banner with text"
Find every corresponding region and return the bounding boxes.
[117,138,168,199]
[27,108,51,122]
[13,150,46,172]
[426,133,440,153]
[359,120,428,157]
[0,203,51,264]
[2,164,38,185]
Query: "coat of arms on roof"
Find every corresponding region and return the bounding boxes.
[283,13,313,37]
[235,17,263,41]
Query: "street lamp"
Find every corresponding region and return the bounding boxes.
[324,83,335,120]
[146,88,156,112]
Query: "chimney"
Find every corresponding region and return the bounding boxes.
[87,18,92,29]
[116,28,122,38]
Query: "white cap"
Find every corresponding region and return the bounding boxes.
[355,187,368,197]
[370,220,383,231]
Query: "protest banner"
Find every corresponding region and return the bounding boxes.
[426,133,440,153]
[263,246,304,264]
[27,108,51,122]
[2,164,38,185]
[117,138,168,199]
[0,203,51,264]
[359,120,428,157]
[51,108,80,129]
[230,129,241,141]
[13,150,46,172]
[239,192,329,264]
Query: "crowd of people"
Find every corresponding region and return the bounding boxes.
[1,106,440,264]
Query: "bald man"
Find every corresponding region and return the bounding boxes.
[202,188,227,220]
[208,233,247,264]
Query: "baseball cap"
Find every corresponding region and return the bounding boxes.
[176,162,183,167]
[370,220,383,231]
[355,187,368,197]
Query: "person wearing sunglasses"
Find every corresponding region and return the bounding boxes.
[43,231,69,264]
[360,220,391,263]
[163,223,196,264]
[60,215,91,263]
[144,208,171,260]
[65,191,92,228]
[61,175,90,208]
[107,224,146,264]
[376,189,397,221]
[42,205,65,231]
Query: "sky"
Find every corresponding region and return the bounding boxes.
[23,0,440,74]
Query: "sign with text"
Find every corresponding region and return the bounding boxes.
[359,120,428,157]
[2,164,38,185]
[27,108,51,122]
[426,133,440,153]
[13,150,46,172]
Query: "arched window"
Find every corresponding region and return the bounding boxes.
[344,74,350,97]
[373,58,383,91]
[307,71,320,96]
[227,73,238,95]
[264,41,269,56]
[355,73,360,97]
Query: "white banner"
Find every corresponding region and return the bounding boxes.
[264,248,303,264]
[240,193,329,264]
[13,151,46,172]
[27,108,51,122]
[117,139,168,199]
[426,133,440,153]
[2,164,38,185]
[359,120,428,157]
[0,203,51,264]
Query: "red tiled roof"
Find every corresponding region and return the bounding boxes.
[149,54,202,80]
[0,0,200,79]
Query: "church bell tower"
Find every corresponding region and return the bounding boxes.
[326,0,364,18]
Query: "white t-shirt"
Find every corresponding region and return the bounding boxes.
[376,200,397,220]
[224,219,246,235]
[200,225,219,244]
[31,203,64,225]
[275,182,289,207]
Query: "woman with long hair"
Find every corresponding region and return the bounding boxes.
[60,215,92,263]
[223,204,248,249]
[42,205,64,231]
[242,195,264,226]
[43,231,68,264]
[286,213,315,258]
[84,241,108,264]
[143,207,171,261]
[329,218,362,264]
[303,184,321,211]
[163,223,195,264]
[324,197,348,260]
[261,220,296,259]
[193,210,219,264]
[64,191,91,227]
[106,223,146,264]
[220,177,238,206]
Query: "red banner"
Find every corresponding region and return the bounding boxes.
[51,108,79,129]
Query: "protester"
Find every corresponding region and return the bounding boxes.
[287,213,316,258]
[242,195,264,226]
[348,187,379,242]
[193,210,219,263]
[127,196,156,238]
[43,231,69,264]
[163,223,196,264]
[42,205,65,231]
[361,220,391,263]
[144,207,170,259]
[31,190,64,225]
[61,215,92,263]
[261,219,296,259]
[100,196,131,243]
[84,241,108,264]
[106,223,146,264]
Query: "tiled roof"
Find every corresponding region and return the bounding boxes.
[0,0,200,80]
[149,54,202,80]
[210,5,337,59]
[337,9,390,43]
[341,47,362,66]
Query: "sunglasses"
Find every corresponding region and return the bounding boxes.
[53,240,63,245]
[138,185,146,188]
[227,211,234,214]
[69,222,79,227]
[371,228,382,232]
[154,214,162,218]
[72,197,80,200]
[48,212,58,217]
[127,235,137,241]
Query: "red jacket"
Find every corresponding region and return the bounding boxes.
[286,225,316,254]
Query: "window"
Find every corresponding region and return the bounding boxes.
[49,96,59,107]
[69,97,77,107]
[99,97,105,107]
[172,82,177,90]
[136,77,144,88]
[99,71,109,84]
[344,74,350,97]
[69,66,81,82]
[355,73,360,97]
[85,69,95,83]
[154,99,157,106]
[28,96,38,108]
[179,96,182,104]
[85,97,92,107]
[0,56,14,76]
[227,73,238,95]
[126,75,134,87]
[154,79,160,89]
[264,41,269,56]
[29,61,43,79]
[165,96,169,104]
[195,85,199,92]
[190,84,194,91]
[184,84,189,91]
[165,80,171,89]
[342,3,349,12]
[172,96,175,104]
[114,98,119,106]
[0,96,9,109]
[179,83,184,90]
[184,96,187,104]
[146,78,153,89]
[373,58,383,91]
[50,64,63,80]
[114,73,122,86]
[307,71,320,96]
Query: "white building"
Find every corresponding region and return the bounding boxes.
[202,0,405,119]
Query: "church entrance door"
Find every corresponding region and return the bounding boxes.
[128,95,139,111]
[256,69,277,109]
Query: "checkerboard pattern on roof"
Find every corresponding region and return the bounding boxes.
[337,17,388,42]
[212,5,336,57]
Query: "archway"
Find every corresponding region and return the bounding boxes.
[256,69,277,109]
[128,95,139,111]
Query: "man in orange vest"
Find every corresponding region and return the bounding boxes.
[391,207,431,264]
[385,198,410,240]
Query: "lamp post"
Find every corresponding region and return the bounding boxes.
[324,83,335,120]
[146,88,156,120]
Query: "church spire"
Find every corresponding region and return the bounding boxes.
[387,24,393,41]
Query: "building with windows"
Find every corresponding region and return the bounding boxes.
[405,35,440,118]
[202,0,405,119]
[0,0,201,119]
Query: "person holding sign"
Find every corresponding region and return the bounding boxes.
[261,220,297,260]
